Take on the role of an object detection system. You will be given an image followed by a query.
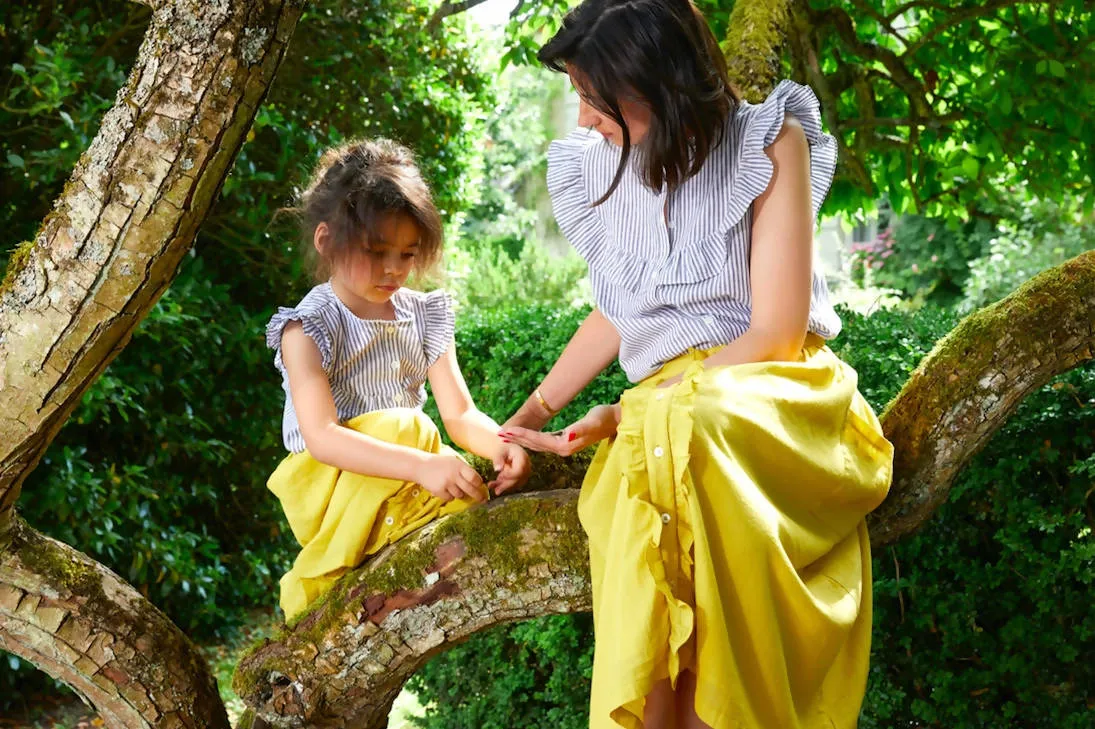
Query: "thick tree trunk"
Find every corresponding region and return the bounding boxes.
[0,0,304,725]
[0,517,228,728]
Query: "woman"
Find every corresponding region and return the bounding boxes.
[500,0,894,727]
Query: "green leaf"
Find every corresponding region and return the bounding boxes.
[11,63,26,75]
[962,156,980,179]
[6,153,25,169]
[59,110,75,130]
[1048,60,1067,78]
[1036,60,1048,74]
[998,91,1013,115]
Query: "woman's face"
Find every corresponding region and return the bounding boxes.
[567,64,651,146]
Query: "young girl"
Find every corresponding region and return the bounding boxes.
[502,1,894,728]
[266,138,530,621]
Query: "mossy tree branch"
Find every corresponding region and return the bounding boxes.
[0,517,229,728]
[869,248,1095,546]
[234,490,591,729]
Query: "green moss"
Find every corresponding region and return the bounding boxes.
[722,0,793,102]
[0,240,35,299]
[9,517,105,602]
[234,491,591,699]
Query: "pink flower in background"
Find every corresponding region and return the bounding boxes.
[872,260,884,269]
[912,263,920,273]
[931,254,939,262]
[927,233,936,242]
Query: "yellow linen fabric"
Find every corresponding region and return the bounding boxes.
[579,336,893,728]
[268,408,474,620]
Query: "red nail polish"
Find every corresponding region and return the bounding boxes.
[567,433,576,442]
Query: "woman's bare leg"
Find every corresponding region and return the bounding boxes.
[675,670,713,729]
[643,678,676,729]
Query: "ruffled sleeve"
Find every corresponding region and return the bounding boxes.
[266,307,333,372]
[420,290,455,367]
[546,127,610,264]
[724,80,838,229]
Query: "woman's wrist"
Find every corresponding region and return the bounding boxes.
[506,399,551,431]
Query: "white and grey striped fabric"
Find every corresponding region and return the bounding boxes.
[266,284,454,453]
[547,80,842,383]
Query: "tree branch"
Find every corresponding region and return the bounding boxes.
[870,249,1095,546]
[427,0,493,30]
[0,517,230,728]
[235,489,592,728]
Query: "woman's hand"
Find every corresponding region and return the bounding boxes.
[489,442,531,496]
[500,404,621,457]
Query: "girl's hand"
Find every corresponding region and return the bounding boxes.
[415,454,487,503]
[500,404,621,457]
[489,443,531,496]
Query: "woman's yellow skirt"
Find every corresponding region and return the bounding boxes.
[579,336,893,729]
[267,409,474,621]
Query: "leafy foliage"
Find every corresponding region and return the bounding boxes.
[0,1,147,248]
[849,209,995,305]
[961,197,1094,313]
[807,0,1095,219]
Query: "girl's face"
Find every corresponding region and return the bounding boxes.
[568,64,651,147]
[317,213,420,313]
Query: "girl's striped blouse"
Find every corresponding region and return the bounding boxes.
[266,284,454,453]
[547,80,842,383]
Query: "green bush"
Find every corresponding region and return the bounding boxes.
[849,212,994,305]
[960,197,1093,314]
[1,1,145,249]
[3,254,294,700]
[413,303,1095,729]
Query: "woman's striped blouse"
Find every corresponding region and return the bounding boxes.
[546,80,842,383]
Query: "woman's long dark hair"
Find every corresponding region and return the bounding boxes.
[539,0,737,204]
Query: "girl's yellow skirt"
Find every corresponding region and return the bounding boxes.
[267,409,474,621]
[580,336,893,729]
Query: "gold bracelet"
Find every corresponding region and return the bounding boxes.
[533,388,560,417]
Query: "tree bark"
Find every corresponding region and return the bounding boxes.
[869,248,1095,546]
[234,490,591,729]
[0,517,228,728]
[0,0,304,725]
